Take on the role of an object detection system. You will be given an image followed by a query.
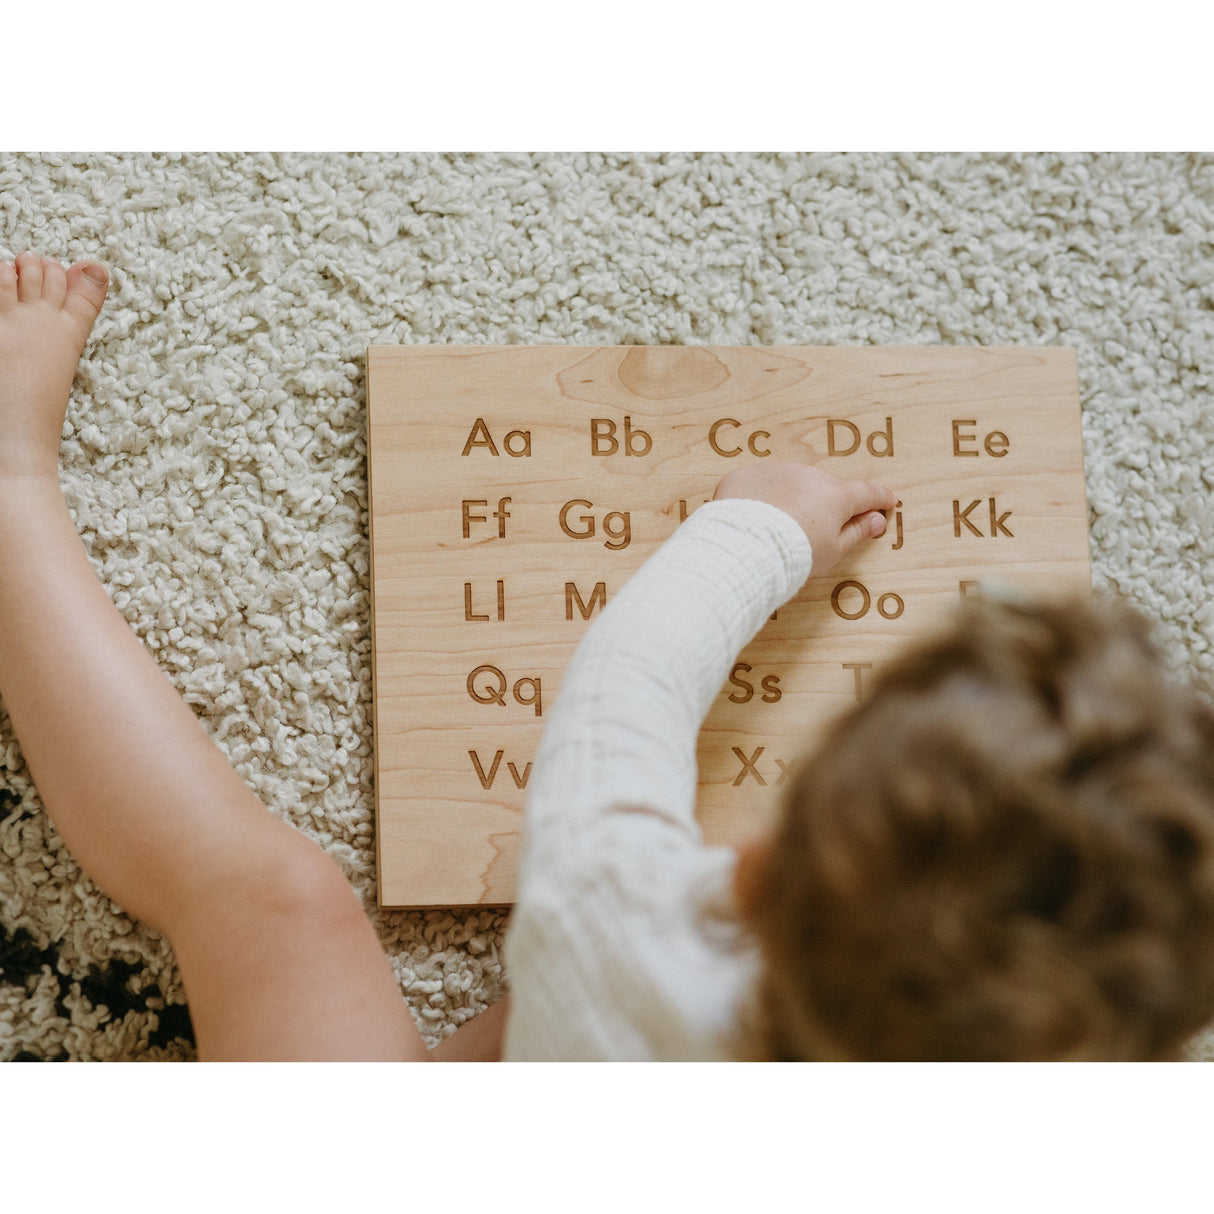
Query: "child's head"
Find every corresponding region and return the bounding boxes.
[736,593,1214,1060]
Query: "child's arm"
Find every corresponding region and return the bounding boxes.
[520,464,893,842]
[504,464,893,1060]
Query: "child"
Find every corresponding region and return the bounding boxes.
[503,455,1214,1060]
[14,253,1214,1063]
[0,253,506,1060]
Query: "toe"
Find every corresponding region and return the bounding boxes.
[41,257,68,307]
[15,251,44,303]
[63,260,109,336]
[0,261,16,311]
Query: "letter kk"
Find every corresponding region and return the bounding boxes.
[953,498,1014,538]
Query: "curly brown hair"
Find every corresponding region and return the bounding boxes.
[739,593,1214,1060]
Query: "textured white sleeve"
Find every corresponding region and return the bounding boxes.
[516,495,814,869]
[504,496,814,1059]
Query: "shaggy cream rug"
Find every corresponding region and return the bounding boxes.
[1,152,1212,1059]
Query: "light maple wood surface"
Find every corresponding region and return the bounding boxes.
[366,345,1091,908]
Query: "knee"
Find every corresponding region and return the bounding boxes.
[243,827,368,934]
[169,818,368,944]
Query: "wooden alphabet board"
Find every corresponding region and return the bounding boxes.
[366,346,1090,908]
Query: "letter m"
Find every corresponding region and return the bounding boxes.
[565,581,607,621]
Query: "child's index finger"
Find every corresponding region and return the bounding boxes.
[843,478,898,519]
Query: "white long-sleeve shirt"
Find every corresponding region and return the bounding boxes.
[503,497,814,1060]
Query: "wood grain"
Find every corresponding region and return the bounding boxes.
[366,345,1091,908]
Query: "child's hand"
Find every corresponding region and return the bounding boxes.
[713,462,897,578]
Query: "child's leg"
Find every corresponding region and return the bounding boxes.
[0,253,426,1060]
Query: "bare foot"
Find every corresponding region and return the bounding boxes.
[0,252,109,482]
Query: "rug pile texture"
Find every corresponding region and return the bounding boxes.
[1,152,1212,1060]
